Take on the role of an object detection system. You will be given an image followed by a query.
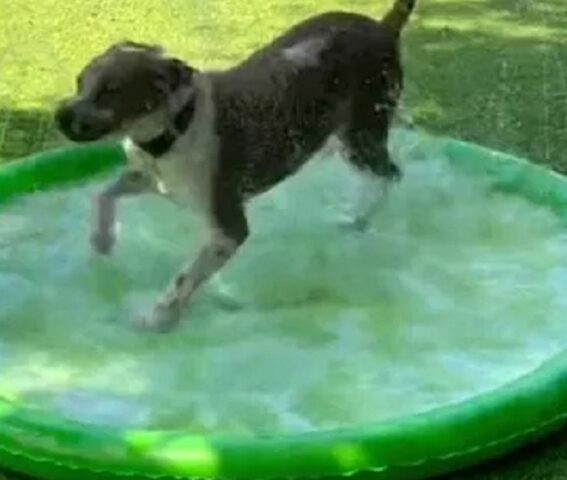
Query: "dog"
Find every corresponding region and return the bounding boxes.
[55,0,417,332]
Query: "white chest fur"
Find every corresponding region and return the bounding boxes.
[121,77,219,218]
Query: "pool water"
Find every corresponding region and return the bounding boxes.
[0,137,566,435]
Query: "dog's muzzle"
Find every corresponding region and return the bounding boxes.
[55,99,114,142]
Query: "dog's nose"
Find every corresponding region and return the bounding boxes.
[55,100,110,142]
[55,103,74,133]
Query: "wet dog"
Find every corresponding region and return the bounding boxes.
[55,0,417,332]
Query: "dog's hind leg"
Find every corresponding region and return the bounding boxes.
[138,186,249,332]
[341,102,401,230]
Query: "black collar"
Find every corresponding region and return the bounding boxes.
[135,96,197,157]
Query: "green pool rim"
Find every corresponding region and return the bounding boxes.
[0,132,566,480]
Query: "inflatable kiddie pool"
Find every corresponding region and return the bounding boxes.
[0,129,565,480]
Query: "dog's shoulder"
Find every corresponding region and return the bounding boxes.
[119,74,219,206]
[175,73,219,167]
[122,137,153,173]
[159,74,219,205]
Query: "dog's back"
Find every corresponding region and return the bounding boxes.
[210,0,417,198]
[54,0,418,331]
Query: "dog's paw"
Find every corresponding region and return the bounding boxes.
[91,231,115,255]
[134,301,181,333]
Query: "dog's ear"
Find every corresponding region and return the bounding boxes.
[160,58,196,92]
[113,40,164,55]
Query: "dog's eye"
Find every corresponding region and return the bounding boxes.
[97,82,120,100]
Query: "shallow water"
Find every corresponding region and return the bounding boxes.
[0,137,566,435]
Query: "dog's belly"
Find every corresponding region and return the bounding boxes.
[215,74,348,199]
[235,119,337,198]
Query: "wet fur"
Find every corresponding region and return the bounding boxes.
[56,0,417,331]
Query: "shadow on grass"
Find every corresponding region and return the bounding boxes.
[488,0,567,32]
[1,2,567,171]
[0,106,69,162]
[448,428,567,480]
[403,0,567,171]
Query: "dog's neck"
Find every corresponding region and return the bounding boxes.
[134,86,197,158]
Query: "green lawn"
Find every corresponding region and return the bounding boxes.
[0,0,566,478]
[1,0,567,169]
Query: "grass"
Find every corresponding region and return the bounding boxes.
[1,0,567,168]
[0,0,566,478]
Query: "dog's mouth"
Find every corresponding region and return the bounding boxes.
[55,101,118,143]
[60,124,114,143]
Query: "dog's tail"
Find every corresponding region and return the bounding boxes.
[381,0,416,33]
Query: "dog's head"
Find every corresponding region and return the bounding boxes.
[55,41,195,142]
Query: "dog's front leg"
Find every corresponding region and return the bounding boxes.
[139,189,249,332]
[91,170,154,255]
